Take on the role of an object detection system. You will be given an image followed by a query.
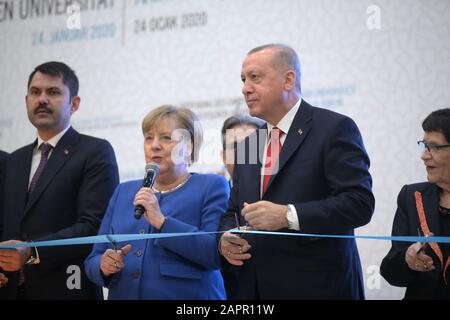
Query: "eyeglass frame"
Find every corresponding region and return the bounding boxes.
[417,140,450,153]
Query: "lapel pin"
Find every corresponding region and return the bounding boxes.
[298,129,303,135]
[64,149,69,155]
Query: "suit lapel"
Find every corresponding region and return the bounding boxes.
[243,125,266,202]
[420,183,441,235]
[25,128,80,214]
[263,101,313,194]
[15,143,35,221]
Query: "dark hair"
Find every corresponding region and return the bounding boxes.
[27,62,79,98]
[422,108,450,143]
[248,43,301,91]
[221,114,264,150]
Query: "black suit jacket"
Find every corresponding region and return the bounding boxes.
[0,150,7,188]
[380,182,446,299]
[0,150,7,172]
[219,100,374,299]
[0,150,8,241]
[0,128,119,299]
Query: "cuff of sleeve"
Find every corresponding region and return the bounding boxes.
[286,204,300,231]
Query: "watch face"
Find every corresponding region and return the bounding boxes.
[26,256,37,265]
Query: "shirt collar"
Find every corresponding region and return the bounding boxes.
[267,98,302,135]
[36,126,71,150]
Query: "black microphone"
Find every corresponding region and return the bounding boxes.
[134,163,160,219]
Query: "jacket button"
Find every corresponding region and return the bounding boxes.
[139,229,145,234]
[136,250,142,257]
[132,270,140,278]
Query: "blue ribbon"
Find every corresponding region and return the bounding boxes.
[0,230,449,249]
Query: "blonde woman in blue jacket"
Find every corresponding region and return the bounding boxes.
[85,105,228,299]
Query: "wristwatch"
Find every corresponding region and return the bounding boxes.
[25,246,40,265]
[26,255,38,265]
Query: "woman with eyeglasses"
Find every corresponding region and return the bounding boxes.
[381,108,450,300]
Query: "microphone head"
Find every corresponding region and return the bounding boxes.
[135,162,161,220]
[145,162,160,174]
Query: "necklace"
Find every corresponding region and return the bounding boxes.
[152,174,191,194]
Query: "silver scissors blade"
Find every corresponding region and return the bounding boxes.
[106,234,119,251]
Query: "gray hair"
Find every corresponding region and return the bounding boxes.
[248,44,301,91]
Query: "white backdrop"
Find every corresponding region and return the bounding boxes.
[1,0,450,299]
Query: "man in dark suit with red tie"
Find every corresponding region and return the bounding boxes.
[218,44,375,299]
[0,62,119,299]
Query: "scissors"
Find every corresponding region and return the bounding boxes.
[106,234,120,251]
[416,228,428,254]
[234,210,249,238]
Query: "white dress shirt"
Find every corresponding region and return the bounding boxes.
[29,126,71,188]
[260,99,301,230]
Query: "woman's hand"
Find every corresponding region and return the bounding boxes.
[134,187,165,230]
[100,244,132,277]
[405,242,435,272]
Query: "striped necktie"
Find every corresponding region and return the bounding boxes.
[29,143,52,193]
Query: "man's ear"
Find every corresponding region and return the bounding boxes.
[70,96,81,114]
[283,70,296,90]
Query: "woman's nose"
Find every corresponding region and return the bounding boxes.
[421,149,432,160]
[150,138,162,149]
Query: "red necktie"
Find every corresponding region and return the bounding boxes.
[262,127,283,194]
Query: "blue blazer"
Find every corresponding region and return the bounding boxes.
[0,128,119,299]
[85,173,229,300]
[219,100,375,299]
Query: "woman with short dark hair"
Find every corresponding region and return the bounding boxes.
[381,108,450,299]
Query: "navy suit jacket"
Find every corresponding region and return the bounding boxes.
[219,100,374,299]
[0,150,7,174]
[380,182,446,299]
[0,150,8,241]
[0,127,119,299]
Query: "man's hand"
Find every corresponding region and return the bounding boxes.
[219,231,252,266]
[241,201,289,230]
[0,273,8,288]
[0,240,31,271]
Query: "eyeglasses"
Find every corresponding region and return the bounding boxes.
[417,140,450,154]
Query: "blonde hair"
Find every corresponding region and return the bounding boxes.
[142,105,203,163]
